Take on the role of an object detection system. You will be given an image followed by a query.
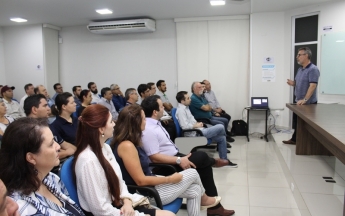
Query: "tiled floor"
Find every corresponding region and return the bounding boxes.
[176,132,345,216]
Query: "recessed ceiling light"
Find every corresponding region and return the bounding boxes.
[10,18,27,22]
[210,0,226,6]
[96,9,113,15]
[336,40,344,43]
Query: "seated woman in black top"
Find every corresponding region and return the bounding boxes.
[77,90,92,117]
[112,105,221,216]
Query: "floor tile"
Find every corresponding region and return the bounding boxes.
[216,185,249,206]
[293,174,345,195]
[248,171,289,188]
[249,187,298,208]
[301,193,343,216]
[250,206,301,216]
[247,159,283,173]
[213,168,248,186]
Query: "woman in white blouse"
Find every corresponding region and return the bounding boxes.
[73,104,174,216]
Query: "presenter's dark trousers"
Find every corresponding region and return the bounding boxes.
[291,101,317,142]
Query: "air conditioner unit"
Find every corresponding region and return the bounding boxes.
[87,19,156,34]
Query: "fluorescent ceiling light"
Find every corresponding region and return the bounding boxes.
[96,9,113,15]
[10,18,27,22]
[210,0,226,6]
[336,40,344,43]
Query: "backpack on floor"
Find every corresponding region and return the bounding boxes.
[231,120,248,136]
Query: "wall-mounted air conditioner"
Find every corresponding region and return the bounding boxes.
[87,19,156,34]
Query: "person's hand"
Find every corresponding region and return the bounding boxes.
[120,199,135,216]
[287,79,295,86]
[119,90,124,97]
[167,173,183,183]
[0,129,3,136]
[180,153,196,169]
[296,99,306,105]
[214,113,220,117]
[215,108,222,113]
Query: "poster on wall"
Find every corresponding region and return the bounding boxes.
[262,64,275,82]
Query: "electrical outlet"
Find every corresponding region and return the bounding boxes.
[275,110,280,117]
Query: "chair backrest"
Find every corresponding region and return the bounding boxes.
[171,108,182,137]
[59,156,80,206]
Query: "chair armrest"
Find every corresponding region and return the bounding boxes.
[127,185,163,209]
[195,118,211,125]
[149,163,177,175]
[181,129,204,137]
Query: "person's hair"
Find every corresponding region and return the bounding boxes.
[137,84,149,97]
[112,105,143,148]
[298,47,312,60]
[125,88,136,101]
[0,118,48,195]
[0,85,3,88]
[200,81,205,85]
[51,92,73,116]
[87,82,95,89]
[176,91,188,103]
[191,81,199,93]
[23,94,47,116]
[141,95,160,117]
[110,84,118,90]
[156,80,165,88]
[147,82,155,89]
[101,87,111,97]
[72,85,81,93]
[24,83,33,91]
[53,83,61,90]
[78,89,90,103]
[72,104,121,206]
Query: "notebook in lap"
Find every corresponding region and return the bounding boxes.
[251,97,269,109]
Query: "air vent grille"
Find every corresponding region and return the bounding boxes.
[88,23,146,30]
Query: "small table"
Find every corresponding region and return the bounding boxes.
[245,107,269,142]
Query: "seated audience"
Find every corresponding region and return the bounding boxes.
[112,105,221,216]
[77,90,92,117]
[1,86,25,119]
[0,118,85,215]
[87,82,101,104]
[110,84,126,112]
[73,104,174,216]
[72,85,82,107]
[24,94,76,159]
[155,80,173,112]
[125,88,139,106]
[98,87,119,121]
[147,82,156,96]
[50,92,77,159]
[0,179,19,216]
[34,85,54,107]
[137,84,151,105]
[175,91,237,167]
[0,98,15,142]
[19,83,35,108]
[52,83,64,102]
[141,95,235,216]
[189,82,234,142]
[0,85,3,98]
[203,80,231,122]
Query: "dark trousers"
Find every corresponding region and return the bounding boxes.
[219,110,231,122]
[155,151,218,197]
[291,101,317,142]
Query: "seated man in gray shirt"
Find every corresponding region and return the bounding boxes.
[141,95,235,216]
[98,87,119,121]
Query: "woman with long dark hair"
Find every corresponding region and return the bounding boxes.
[112,105,221,216]
[0,118,85,215]
[76,89,92,116]
[73,104,174,216]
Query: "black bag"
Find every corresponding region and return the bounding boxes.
[231,120,248,136]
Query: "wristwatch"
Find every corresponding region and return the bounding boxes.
[303,98,308,102]
[176,157,181,165]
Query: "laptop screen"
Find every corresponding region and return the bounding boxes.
[251,97,269,109]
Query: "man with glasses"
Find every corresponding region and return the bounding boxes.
[283,47,320,145]
[52,83,63,102]
[124,88,139,106]
[137,84,151,104]
[110,84,126,112]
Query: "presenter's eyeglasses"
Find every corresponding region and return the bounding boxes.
[296,53,307,57]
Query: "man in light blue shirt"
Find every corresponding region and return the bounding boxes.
[98,87,118,121]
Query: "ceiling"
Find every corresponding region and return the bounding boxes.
[0,0,339,28]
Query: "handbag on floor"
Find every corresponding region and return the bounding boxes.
[231,120,248,136]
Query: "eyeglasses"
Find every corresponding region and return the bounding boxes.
[296,53,306,57]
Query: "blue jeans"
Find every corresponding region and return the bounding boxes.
[201,124,228,160]
[210,116,229,132]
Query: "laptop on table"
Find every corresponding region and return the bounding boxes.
[250,97,269,109]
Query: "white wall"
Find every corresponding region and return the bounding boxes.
[0,27,6,84]
[59,19,178,104]
[3,24,45,99]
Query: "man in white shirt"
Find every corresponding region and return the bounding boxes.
[155,80,173,112]
[87,82,101,104]
[1,85,25,119]
[19,83,35,108]
[175,91,237,167]
[98,87,119,121]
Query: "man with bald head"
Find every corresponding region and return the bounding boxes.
[189,81,234,142]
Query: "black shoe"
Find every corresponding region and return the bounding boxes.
[226,136,234,143]
[227,143,232,148]
[217,148,230,153]
[226,160,238,168]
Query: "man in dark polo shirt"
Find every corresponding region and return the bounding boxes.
[283,47,320,145]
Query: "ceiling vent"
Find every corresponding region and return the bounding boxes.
[87,19,156,34]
